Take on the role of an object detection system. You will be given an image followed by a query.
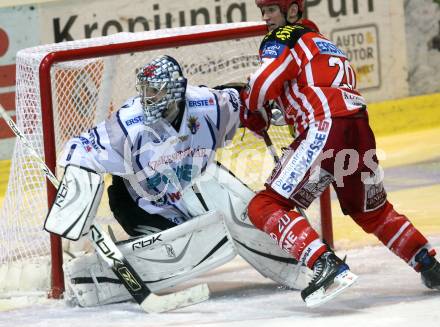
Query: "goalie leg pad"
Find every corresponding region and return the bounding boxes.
[191,163,312,290]
[64,210,236,307]
[225,192,312,290]
[44,165,104,240]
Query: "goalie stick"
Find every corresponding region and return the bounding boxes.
[0,104,210,313]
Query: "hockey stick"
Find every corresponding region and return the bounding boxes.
[262,131,280,163]
[0,104,210,313]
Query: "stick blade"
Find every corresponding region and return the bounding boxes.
[141,283,210,313]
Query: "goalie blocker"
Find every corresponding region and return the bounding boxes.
[64,163,312,307]
[44,165,104,240]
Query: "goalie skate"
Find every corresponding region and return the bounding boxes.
[301,252,358,308]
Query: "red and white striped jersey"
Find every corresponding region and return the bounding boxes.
[245,23,366,135]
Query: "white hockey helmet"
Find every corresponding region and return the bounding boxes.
[136,55,187,124]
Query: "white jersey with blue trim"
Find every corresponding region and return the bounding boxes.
[59,85,240,224]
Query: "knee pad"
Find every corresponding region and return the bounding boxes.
[248,189,291,231]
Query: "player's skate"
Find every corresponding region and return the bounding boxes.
[301,251,358,308]
[415,248,440,290]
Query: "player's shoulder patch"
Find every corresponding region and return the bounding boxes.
[312,37,347,58]
[264,24,309,44]
[260,24,311,58]
[260,39,288,59]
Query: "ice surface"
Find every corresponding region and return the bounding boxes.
[1,237,439,327]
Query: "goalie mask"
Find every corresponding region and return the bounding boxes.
[136,55,187,125]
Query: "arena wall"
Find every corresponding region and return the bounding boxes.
[0,0,439,158]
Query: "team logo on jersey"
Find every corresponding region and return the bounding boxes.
[187,115,201,134]
[261,41,286,58]
[313,37,347,58]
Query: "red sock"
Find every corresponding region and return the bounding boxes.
[353,201,435,271]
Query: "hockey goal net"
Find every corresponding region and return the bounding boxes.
[0,22,332,299]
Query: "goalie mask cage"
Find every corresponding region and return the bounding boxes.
[0,22,332,299]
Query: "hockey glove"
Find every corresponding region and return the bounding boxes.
[239,88,272,137]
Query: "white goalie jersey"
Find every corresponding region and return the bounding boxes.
[59,85,240,224]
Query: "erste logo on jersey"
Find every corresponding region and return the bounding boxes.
[188,98,215,107]
[313,37,347,58]
[261,41,286,59]
[125,114,144,126]
[79,136,93,152]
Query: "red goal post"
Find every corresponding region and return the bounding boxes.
[0,22,332,299]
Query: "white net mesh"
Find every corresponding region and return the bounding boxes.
[0,22,323,295]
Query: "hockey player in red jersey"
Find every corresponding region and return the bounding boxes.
[240,0,440,307]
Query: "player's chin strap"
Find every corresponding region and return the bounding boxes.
[0,104,209,313]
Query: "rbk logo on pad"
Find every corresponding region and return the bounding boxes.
[118,267,142,291]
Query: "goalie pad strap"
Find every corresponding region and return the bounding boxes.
[44,164,104,240]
